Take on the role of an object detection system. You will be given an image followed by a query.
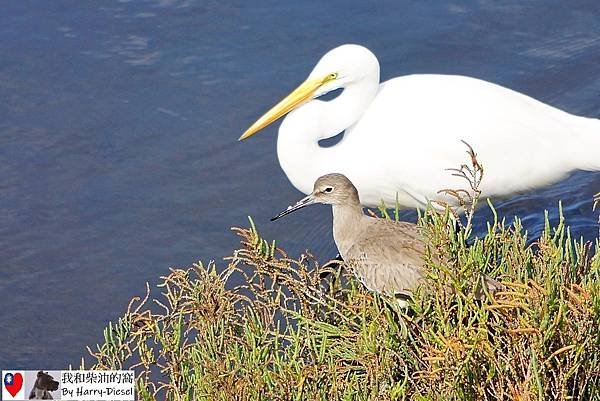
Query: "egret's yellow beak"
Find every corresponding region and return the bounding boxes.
[239,76,329,141]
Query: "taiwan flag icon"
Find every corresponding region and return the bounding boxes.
[2,371,25,400]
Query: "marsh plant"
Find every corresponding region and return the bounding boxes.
[84,149,600,400]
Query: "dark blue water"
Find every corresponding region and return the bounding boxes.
[1,1,599,368]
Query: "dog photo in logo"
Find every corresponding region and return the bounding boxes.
[3,371,25,400]
[26,371,59,400]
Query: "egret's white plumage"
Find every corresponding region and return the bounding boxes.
[241,44,600,209]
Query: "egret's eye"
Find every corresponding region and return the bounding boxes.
[328,73,338,80]
[323,186,334,193]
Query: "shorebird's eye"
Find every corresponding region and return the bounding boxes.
[323,186,334,193]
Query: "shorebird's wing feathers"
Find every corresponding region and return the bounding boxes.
[344,218,502,298]
[359,218,437,261]
[345,232,429,296]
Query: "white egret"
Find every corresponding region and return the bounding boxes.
[240,44,600,209]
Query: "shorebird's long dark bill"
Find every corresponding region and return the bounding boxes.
[271,195,315,221]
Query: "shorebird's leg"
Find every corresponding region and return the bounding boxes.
[319,253,344,279]
[318,254,346,296]
[394,291,413,309]
[381,292,415,322]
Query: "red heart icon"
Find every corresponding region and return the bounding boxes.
[5,373,23,397]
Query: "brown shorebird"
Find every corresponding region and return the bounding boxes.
[272,173,502,301]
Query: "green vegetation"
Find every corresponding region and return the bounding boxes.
[84,205,599,400]
[84,148,600,400]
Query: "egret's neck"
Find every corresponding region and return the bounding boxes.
[317,76,379,137]
[332,202,365,257]
[277,77,379,195]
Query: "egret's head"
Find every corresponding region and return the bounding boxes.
[239,44,379,141]
[308,44,379,97]
[271,173,360,221]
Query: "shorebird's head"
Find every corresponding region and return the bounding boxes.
[311,173,360,206]
[271,173,360,221]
